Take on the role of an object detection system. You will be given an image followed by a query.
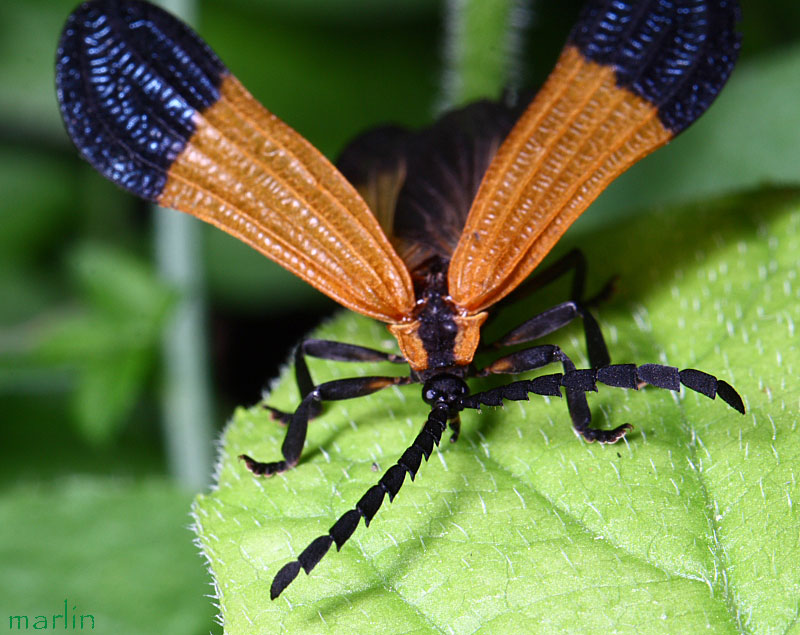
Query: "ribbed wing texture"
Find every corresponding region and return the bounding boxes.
[56,0,415,323]
[448,0,741,313]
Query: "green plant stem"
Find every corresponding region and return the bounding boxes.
[439,0,529,110]
[154,0,214,491]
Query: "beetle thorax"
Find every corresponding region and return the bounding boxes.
[388,260,487,374]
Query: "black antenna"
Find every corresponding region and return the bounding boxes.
[270,402,450,599]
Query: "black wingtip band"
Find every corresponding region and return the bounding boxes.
[569,0,742,134]
[55,0,227,200]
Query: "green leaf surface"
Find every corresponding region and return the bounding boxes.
[0,478,216,635]
[194,189,799,633]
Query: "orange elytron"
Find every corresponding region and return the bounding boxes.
[56,0,744,598]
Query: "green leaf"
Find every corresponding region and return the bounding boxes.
[0,478,217,635]
[65,242,174,321]
[194,188,800,632]
[11,244,174,443]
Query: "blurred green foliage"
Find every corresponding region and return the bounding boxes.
[0,0,798,633]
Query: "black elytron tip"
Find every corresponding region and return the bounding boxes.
[569,0,741,134]
[55,0,227,200]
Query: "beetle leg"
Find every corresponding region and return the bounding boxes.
[448,414,462,443]
[484,249,613,368]
[243,375,412,476]
[468,348,744,443]
[474,344,625,442]
[265,339,407,424]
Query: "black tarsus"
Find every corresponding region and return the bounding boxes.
[560,353,633,443]
[269,403,451,600]
[482,250,617,441]
[448,414,462,443]
[476,343,633,442]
